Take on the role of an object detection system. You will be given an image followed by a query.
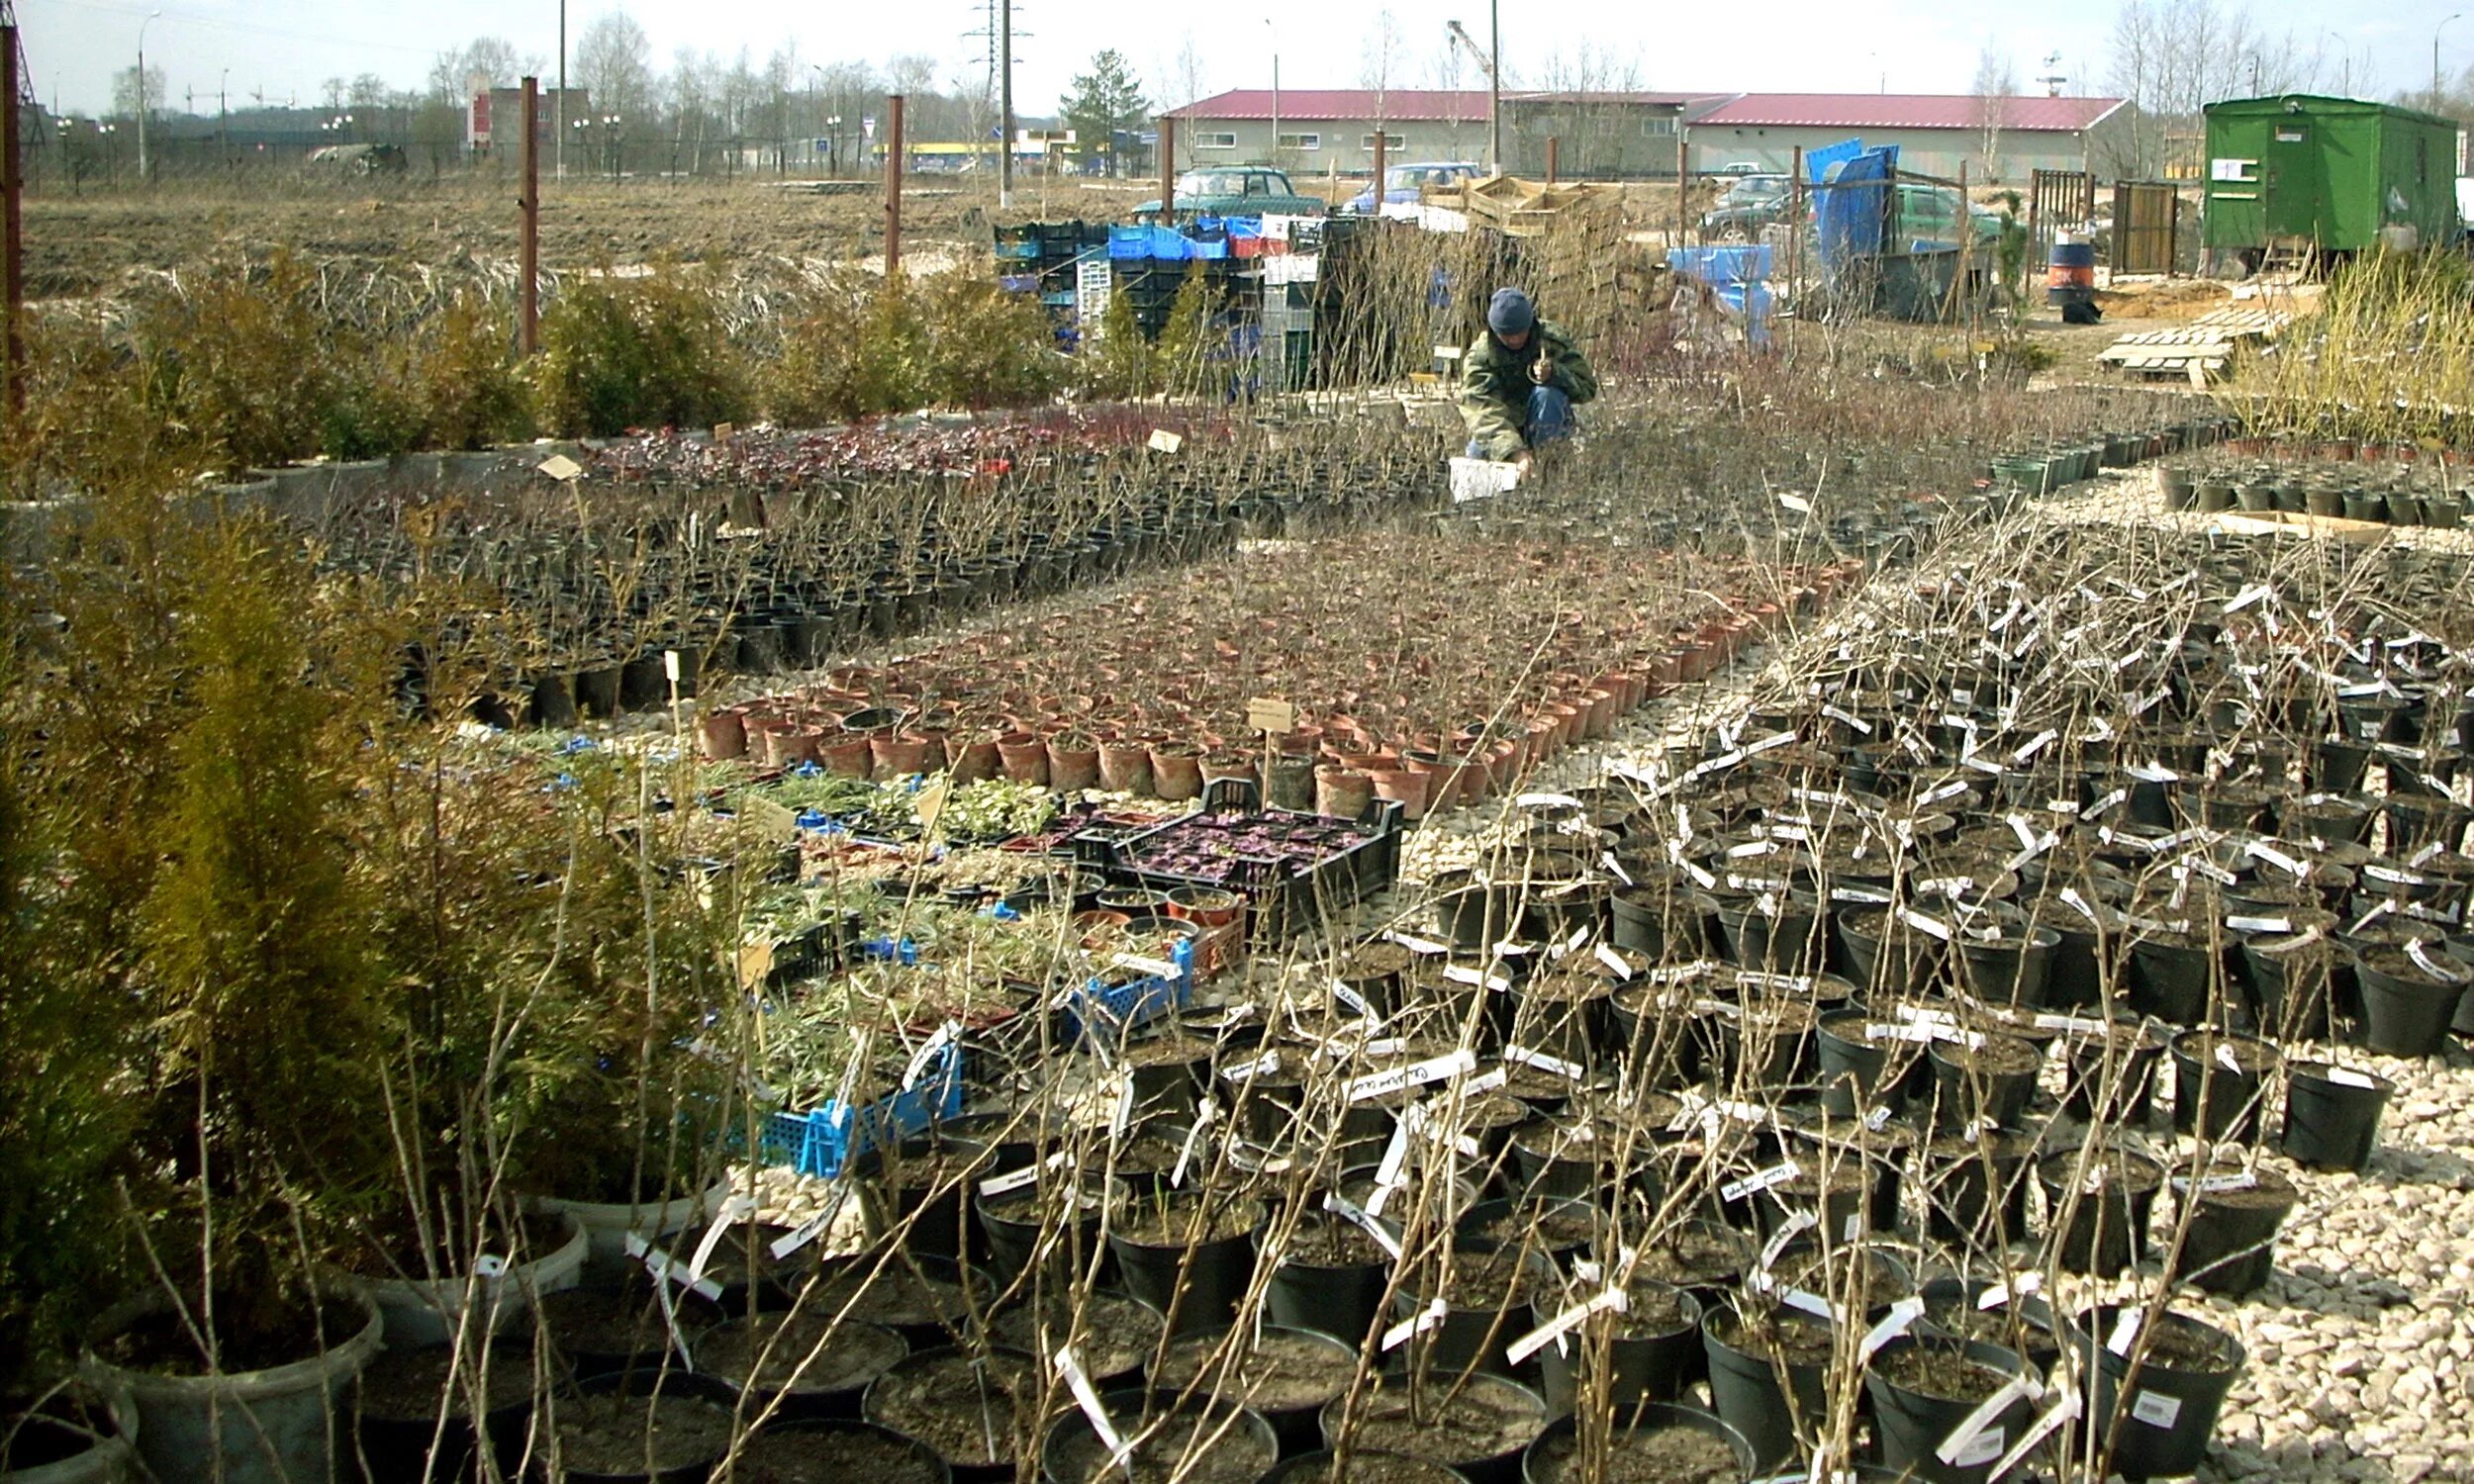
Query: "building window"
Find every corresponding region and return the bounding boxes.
[1278,132,1321,151]
[1193,131,1237,149]
[1360,132,1405,150]
[1642,116,1676,137]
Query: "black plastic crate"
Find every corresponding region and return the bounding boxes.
[1105,786,1405,942]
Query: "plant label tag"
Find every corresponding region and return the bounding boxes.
[899,1021,962,1093]
[471,1254,507,1279]
[536,453,584,482]
[1991,1390,2081,1480]
[1321,1190,1404,1258]
[1721,1160,1800,1203]
[1896,907,1952,942]
[623,1233,723,1303]
[2216,1043,2243,1073]
[1507,1285,1630,1365]
[979,1162,1045,1199]
[1778,492,1815,513]
[1759,1209,1819,1269]
[2107,1307,2143,1356]
[1329,979,1376,1019]
[1858,1296,1928,1361]
[1503,1045,1585,1081]
[649,1275,697,1371]
[1364,1116,1416,1216]
[2196,1171,2257,1194]
[1246,697,1297,736]
[2226,915,2292,934]
[2326,1066,2378,1089]
[1110,1069,1136,1135]
[1781,1288,1837,1321]
[1939,1374,2034,1465]
[1384,932,1449,956]
[1865,1104,1894,1132]
[2130,1389,2184,1429]
[1346,1049,1476,1103]
[2082,788,2129,819]
[1213,1001,1261,1029]
[1598,852,1635,886]
[1593,942,1635,978]
[1224,1049,1282,1082]
[1381,1298,1449,1351]
[1147,428,1185,454]
[683,1193,757,1284]
[663,650,681,684]
[1462,1067,1509,1095]
[770,1185,852,1260]
[1054,1347,1128,1460]
[1822,704,1873,734]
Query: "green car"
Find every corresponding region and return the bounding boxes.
[1893,182,2004,252]
[1137,167,1328,220]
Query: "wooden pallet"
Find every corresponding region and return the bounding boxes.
[2097,306,2292,381]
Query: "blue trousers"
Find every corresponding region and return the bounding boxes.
[1468,385,1574,458]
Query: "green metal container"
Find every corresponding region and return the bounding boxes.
[2203,95,2459,258]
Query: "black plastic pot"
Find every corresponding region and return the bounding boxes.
[1815,1010,1913,1118]
[1956,926,2060,1008]
[1317,1371,1547,1484]
[2280,1062,2394,1171]
[2350,948,2469,1057]
[557,1368,740,1484]
[1925,1034,2043,1133]
[2073,1307,2245,1482]
[1105,1198,1264,1335]
[2039,1150,2164,1275]
[1517,1404,1753,1484]
[1700,1307,1832,1470]
[2127,935,2225,1026]
[353,1341,533,1484]
[975,1174,1121,1286]
[701,1315,907,1423]
[2168,1030,2279,1142]
[1041,1388,1277,1484]
[1864,1337,2034,1484]
[1267,1221,1393,1346]
[1532,1281,1703,1416]
[2057,1017,2165,1124]
[1258,1450,1461,1483]
[2168,1170,2296,1297]
[1923,1130,2037,1248]
[1145,1327,1357,1458]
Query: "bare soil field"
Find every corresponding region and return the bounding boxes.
[18,177,1157,297]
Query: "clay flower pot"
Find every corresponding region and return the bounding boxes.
[998,732,1051,786]
[1150,743,1205,801]
[1201,752,1258,789]
[948,733,1001,784]
[1316,766,1375,821]
[820,734,875,779]
[872,731,935,777]
[1369,766,1432,820]
[1098,739,1156,796]
[699,705,749,761]
[1048,734,1101,792]
[764,725,826,770]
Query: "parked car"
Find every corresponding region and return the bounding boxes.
[1345,161,1483,214]
[1136,166,1328,219]
[1713,160,1767,175]
[1698,174,1792,237]
[1893,182,2004,251]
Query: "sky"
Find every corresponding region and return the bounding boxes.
[16,0,2448,118]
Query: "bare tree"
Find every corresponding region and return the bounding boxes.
[1431,33,1470,163]
[1360,9,1405,182]
[575,11,656,125]
[2100,0,2334,177]
[1973,45,2019,182]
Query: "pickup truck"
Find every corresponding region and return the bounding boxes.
[1137,166,1328,220]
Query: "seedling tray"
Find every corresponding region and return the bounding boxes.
[756,1041,965,1179]
[1105,788,1404,941]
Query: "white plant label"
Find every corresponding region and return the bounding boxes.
[2326,1067,2378,1089]
[899,1022,962,1092]
[682,1192,757,1284]
[1441,965,1511,991]
[2130,1389,2184,1429]
[2196,1171,2258,1194]
[1110,1070,1136,1135]
[2226,915,2292,934]
[649,1276,697,1371]
[770,1186,851,1260]
[1720,1160,1801,1202]
[1594,943,1635,977]
[1384,932,1449,956]
[1858,1296,1928,1361]
[1365,1115,1416,1217]
[1330,980,1374,1018]
[2216,1043,2243,1073]
[624,1232,723,1302]
[978,1162,1045,1199]
[1781,1288,1837,1321]
[1346,1049,1477,1103]
[1223,1049,1282,1083]
[1897,907,1953,941]
[1462,1067,1510,1095]
[1507,1285,1630,1365]
[1112,952,1182,980]
[1938,1375,2035,1465]
[1504,1045,1586,1081]
[1866,1022,1938,1044]
[1381,1298,1448,1351]
[1054,1346,1128,1460]
[1170,1099,1215,1188]
[1321,1191,1403,1258]
[1990,1391,2081,1481]
[2108,1307,2144,1355]
[1759,1209,1819,1269]
[1600,852,1635,886]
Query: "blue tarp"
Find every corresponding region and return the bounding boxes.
[1803,138,1867,186]
[1667,244,1774,347]
[1817,146,1897,278]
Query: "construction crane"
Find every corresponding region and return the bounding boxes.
[1445,15,1501,173]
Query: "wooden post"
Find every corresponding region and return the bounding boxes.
[1545,135,1559,186]
[519,75,539,357]
[1788,144,1804,313]
[1159,114,1176,220]
[1675,132,1689,247]
[884,93,904,280]
[2,26,22,418]
[1370,122,1386,219]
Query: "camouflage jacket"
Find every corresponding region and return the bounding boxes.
[1458,318,1600,460]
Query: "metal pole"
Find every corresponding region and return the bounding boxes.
[1545,136,1558,186]
[999,0,1012,207]
[1272,50,1282,171]
[3,26,22,418]
[1487,0,1501,174]
[1675,132,1688,247]
[1789,144,1803,311]
[520,76,539,357]
[1159,114,1176,221]
[885,93,904,280]
[556,0,566,182]
[136,10,158,183]
[1371,121,1386,217]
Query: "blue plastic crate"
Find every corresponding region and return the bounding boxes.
[757,1040,966,1179]
[996,240,1043,260]
[1066,937,1196,1043]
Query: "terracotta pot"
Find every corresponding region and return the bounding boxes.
[1151,745,1205,801]
[1166,885,1244,929]
[820,734,875,780]
[948,734,1001,784]
[764,724,826,770]
[873,731,935,777]
[1486,739,1521,795]
[1098,739,1156,796]
[1369,767,1432,820]
[998,732,1050,786]
[698,705,748,761]
[1200,753,1258,789]
[1048,736,1101,792]
[1580,689,1617,739]
[1316,766,1375,821]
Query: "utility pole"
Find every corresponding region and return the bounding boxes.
[4,24,23,417]
[556,0,566,182]
[885,93,904,278]
[135,8,159,183]
[520,76,539,356]
[1487,0,1500,175]
[999,0,1013,207]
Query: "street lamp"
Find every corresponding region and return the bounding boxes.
[136,9,161,182]
[1265,17,1280,169]
[2437,14,2461,108]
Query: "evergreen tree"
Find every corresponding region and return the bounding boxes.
[1060,49,1150,177]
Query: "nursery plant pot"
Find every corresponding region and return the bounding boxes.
[2038,1149,2165,1275]
[552,1367,739,1484]
[864,1346,1040,1484]
[1267,1212,1397,1345]
[2072,1307,2244,1482]
[1700,1307,1833,1470]
[2169,1029,2281,1141]
[88,1286,385,1484]
[1046,737,1101,793]
[1314,767,1375,822]
[1149,745,1204,801]
[2350,945,2471,1056]
[1318,1371,1547,1484]
[364,1209,588,1345]
[1096,740,1155,796]
[1144,1327,1358,1458]
[1864,1337,2035,1484]
[1518,1405,1753,1484]
[1,1400,135,1484]
[1530,1279,1703,1417]
[1105,1195,1264,1335]
[350,1339,534,1484]
[700,1314,909,1422]
[997,733,1051,787]
[2280,1062,2394,1171]
[733,1421,949,1484]
[2168,1166,2296,1297]
[1955,926,2060,1007]
[1041,1388,1277,1484]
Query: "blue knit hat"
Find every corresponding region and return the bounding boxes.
[1486,287,1536,335]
